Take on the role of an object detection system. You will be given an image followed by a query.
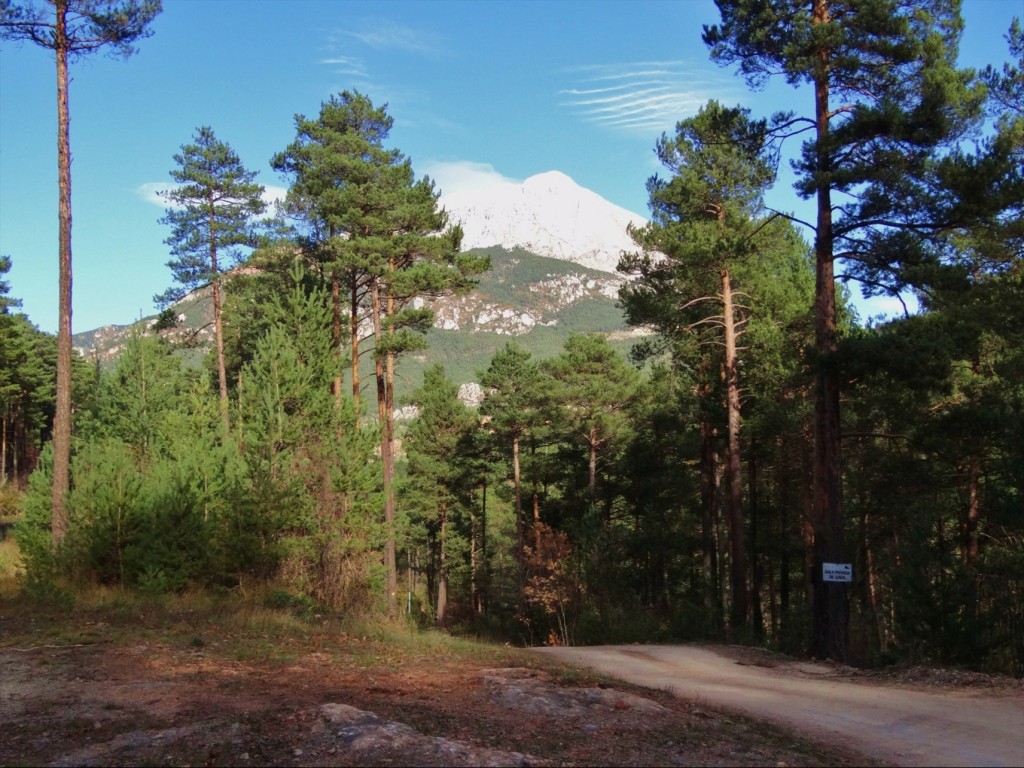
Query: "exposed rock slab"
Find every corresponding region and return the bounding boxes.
[319,701,550,767]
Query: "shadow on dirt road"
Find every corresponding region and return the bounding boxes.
[533,645,1024,768]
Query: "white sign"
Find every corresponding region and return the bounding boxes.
[822,562,853,583]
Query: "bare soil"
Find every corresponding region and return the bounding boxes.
[0,606,878,768]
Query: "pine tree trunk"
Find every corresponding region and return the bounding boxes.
[721,267,747,636]
[862,508,888,654]
[436,502,448,626]
[963,457,981,565]
[699,404,721,632]
[331,270,342,404]
[1,410,7,487]
[370,277,398,614]
[384,267,400,613]
[12,404,21,485]
[513,433,523,551]
[587,428,598,510]
[51,1,72,545]
[211,267,229,431]
[750,451,764,640]
[471,502,480,614]
[478,478,488,614]
[810,0,848,663]
[961,356,983,567]
[350,273,361,425]
[777,435,792,642]
[512,432,527,614]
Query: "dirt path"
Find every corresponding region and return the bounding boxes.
[533,645,1024,767]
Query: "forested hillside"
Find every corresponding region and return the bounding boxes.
[1,0,1021,677]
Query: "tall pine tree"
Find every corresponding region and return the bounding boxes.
[623,101,778,636]
[156,126,266,429]
[0,0,161,544]
[704,0,980,661]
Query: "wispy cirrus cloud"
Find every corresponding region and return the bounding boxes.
[338,19,444,57]
[318,54,369,78]
[560,61,733,135]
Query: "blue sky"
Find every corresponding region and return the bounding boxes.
[1,0,1020,335]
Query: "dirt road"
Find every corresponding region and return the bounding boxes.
[533,645,1024,767]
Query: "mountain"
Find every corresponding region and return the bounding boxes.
[440,170,647,274]
[73,171,652,395]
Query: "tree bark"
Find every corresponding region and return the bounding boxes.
[721,267,747,636]
[750,451,764,640]
[961,357,983,567]
[51,0,72,545]
[435,502,448,625]
[383,262,400,613]
[331,269,342,404]
[1,410,7,487]
[962,457,981,565]
[810,0,848,663]
[209,203,229,432]
[512,433,523,552]
[350,273,361,425]
[587,427,598,510]
[370,277,398,614]
[478,479,487,614]
[698,402,721,632]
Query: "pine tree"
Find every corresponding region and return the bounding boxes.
[273,91,484,613]
[542,333,639,513]
[703,0,981,661]
[405,364,477,624]
[0,0,161,543]
[622,101,786,637]
[156,126,266,429]
[479,342,549,606]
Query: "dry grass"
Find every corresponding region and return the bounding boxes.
[0,535,23,597]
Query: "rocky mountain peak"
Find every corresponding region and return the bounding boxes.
[440,171,646,274]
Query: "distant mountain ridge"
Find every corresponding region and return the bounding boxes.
[74,171,652,387]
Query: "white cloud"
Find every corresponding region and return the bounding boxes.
[560,61,735,135]
[136,182,176,207]
[261,185,288,208]
[423,161,521,201]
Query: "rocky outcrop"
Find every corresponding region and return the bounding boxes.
[427,268,624,336]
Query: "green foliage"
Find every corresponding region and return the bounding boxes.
[81,331,195,452]
[15,448,58,584]
[0,2,162,59]
[239,262,384,611]
[401,364,479,621]
[0,295,57,485]
[155,126,266,307]
[0,254,21,314]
